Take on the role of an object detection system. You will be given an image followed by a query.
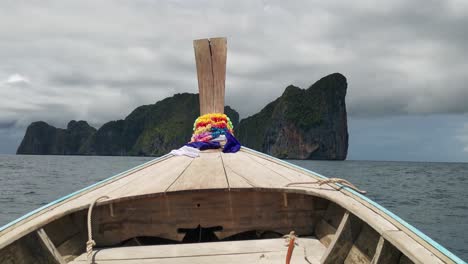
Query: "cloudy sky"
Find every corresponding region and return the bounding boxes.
[1,0,467,161]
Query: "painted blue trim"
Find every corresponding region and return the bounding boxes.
[0,154,171,232]
[242,147,467,264]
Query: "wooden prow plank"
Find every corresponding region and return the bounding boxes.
[194,37,227,115]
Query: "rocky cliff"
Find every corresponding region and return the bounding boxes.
[79,93,239,156]
[17,73,348,159]
[16,120,96,155]
[236,73,348,160]
[17,93,239,156]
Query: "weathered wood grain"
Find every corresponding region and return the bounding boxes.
[371,236,401,264]
[194,37,226,115]
[90,190,322,246]
[0,232,62,264]
[321,212,363,264]
[384,231,443,264]
[194,38,215,115]
[71,237,325,263]
[36,228,66,264]
[344,224,380,264]
[315,219,336,247]
[167,152,228,191]
[209,37,227,114]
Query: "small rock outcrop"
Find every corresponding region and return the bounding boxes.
[17,120,96,155]
[236,73,348,160]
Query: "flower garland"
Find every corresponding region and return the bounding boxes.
[190,113,234,142]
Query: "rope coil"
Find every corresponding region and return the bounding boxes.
[86,196,109,261]
[286,177,367,194]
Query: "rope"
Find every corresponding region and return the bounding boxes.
[283,231,314,264]
[284,231,297,264]
[86,196,109,262]
[285,177,367,194]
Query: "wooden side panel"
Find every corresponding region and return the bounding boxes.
[44,211,87,262]
[0,232,62,264]
[90,190,322,246]
[321,212,363,264]
[371,236,401,264]
[399,255,414,264]
[167,152,228,191]
[209,37,227,114]
[36,229,66,264]
[383,231,442,264]
[323,202,346,228]
[315,202,345,247]
[56,232,87,262]
[194,39,214,115]
[344,224,380,264]
[315,220,336,247]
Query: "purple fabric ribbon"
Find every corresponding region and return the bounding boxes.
[185,132,241,153]
[186,141,221,150]
[222,132,241,153]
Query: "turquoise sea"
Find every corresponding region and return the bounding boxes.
[0,154,467,261]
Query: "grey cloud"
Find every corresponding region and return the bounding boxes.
[50,74,180,89]
[1,0,468,136]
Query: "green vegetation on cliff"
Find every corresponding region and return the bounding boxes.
[237,73,348,160]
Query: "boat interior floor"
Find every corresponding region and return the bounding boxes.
[70,236,326,264]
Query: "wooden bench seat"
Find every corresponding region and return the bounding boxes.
[70,237,326,264]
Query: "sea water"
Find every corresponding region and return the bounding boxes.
[0,154,466,261]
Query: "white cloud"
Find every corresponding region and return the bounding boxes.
[3,74,30,85]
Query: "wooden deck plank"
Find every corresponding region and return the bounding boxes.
[107,155,193,197]
[246,152,315,182]
[223,165,254,188]
[71,237,324,263]
[221,151,291,187]
[167,152,228,191]
[72,252,309,264]
[221,153,255,188]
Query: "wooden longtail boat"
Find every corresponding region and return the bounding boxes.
[0,38,465,264]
